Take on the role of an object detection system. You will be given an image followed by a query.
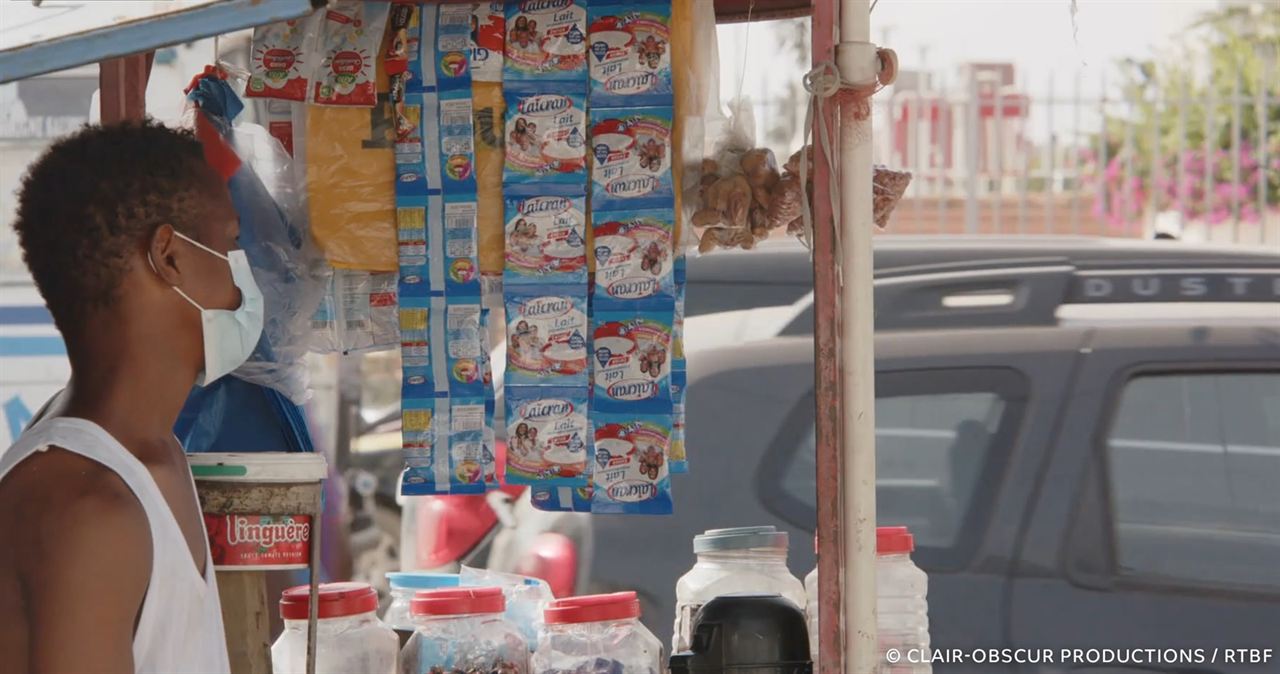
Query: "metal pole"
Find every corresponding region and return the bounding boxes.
[1149,87,1161,237]
[1123,96,1136,238]
[1204,85,1216,243]
[965,76,981,233]
[938,74,949,233]
[1071,71,1081,234]
[912,90,923,230]
[1045,73,1056,235]
[306,503,323,674]
[836,0,878,670]
[811,0,844,669]
[1177,81,1188,223]
[1231,72,1242,242]
[994,79,1004,234]
[1259,57,1271,246]
[1099,72,1109,235]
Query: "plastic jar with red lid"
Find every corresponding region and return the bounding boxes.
[532,591,663,674]
[270,581,398,674]
[401,587,530,674]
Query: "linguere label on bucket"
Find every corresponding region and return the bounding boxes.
[204,514,312,569]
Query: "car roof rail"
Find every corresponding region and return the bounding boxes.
[873,258,1280,330]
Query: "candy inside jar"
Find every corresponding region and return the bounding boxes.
[401,587,530,674]
[532,592,662,674]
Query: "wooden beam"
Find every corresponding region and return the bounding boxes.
[98,52,153,124]
[216,571,273,674]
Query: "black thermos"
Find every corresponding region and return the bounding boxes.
[669,593,812,674]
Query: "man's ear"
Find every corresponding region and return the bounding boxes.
[147,224,184,287]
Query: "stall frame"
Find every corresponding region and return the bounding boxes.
[0,0,881,670]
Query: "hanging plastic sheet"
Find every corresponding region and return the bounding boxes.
[175,376,314,453]
[186,72,329,404]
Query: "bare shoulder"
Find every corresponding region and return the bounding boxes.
[0,446,152,586]
[0,447,153,672]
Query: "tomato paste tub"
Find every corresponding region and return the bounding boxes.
[187,452,328,570]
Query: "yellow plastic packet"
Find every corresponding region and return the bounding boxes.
[306,17,397,272]
[474,82,506,276]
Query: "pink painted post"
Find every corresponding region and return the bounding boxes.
[811,0,844,672]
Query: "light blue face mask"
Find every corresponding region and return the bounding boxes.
[151,231,265,386]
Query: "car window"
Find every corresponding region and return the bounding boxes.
[1105,372,1280,591]
[761,368,1029,569]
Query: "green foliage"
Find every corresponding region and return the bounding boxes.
[1101,4,1280,216]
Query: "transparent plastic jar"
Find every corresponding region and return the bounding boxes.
[673,526,805,653]
[383,572,460,647]
[402,587,530,674]
[532,592,662,674]
[803,527,932,673]
[271,582,398,674]
[804,538,818,659]
[877,527,931,674]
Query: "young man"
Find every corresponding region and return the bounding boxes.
[0,121,262,673]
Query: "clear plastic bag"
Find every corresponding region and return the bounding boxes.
[309,269,399,354]
[675,0,727,253]
[459,566,554,651]
[185,73,329,404]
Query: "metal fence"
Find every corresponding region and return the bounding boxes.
[861,69,1279,246]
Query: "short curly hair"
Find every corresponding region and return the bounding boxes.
[13,120,224,335]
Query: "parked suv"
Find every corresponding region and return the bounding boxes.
[362,236,1280,670]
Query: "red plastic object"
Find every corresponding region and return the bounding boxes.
[411,587,505,617]
[279,582,377,620]
[514,531,578,598]
[876,526,914,555]
[544,591,640,625]
[414,441,526,569]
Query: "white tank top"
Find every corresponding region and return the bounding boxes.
[1,417,232,674]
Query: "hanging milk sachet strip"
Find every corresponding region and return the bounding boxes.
[470,1,506,83]
[504,287,589,389]
[505,192,588,286]
[504,0,588,82]
[501,0,593,494]
[506,386,591,486]
[590,105,674,211]
[588,305,676,513]
[394,4,441,494]
[439,2,487,496]
[585,0,679,514]
[504,84,588,189]
[399,4,490,496]
[592,208,675,306]
[669,256,688,473]
[590,309,673,413]
[588,0,673,107]
[448,397,489,493]
[247,12,324,102]
[312,1,391,107]
[591,413,674,515]
[531,484,594,512]
[479,308,499,488]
